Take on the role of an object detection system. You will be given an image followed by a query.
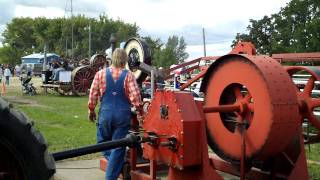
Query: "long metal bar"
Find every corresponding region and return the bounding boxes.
[203,28,207,57]
[88,22,91,58]
[180,67,207,90]
[43,44,47,71]
[151,70,154,98]
[203,104,241,113]
[71,0,74,59]
[52,134,139,161]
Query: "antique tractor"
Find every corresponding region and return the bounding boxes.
[41,54,108,96]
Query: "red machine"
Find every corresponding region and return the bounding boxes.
[99,39,320,180]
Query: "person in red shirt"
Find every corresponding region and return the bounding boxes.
[88,48,142,180]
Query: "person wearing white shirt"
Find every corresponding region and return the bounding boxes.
[4,66,12,85]
[0,67,3,83]
[15,65,20,77]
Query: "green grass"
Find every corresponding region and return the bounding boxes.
[306,144,320,179]
[2,77,98,155]
[16,95,96,152]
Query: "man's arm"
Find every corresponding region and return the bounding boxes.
[88,71,102,121]
[126,72,143,111]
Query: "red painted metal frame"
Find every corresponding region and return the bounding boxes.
[162,56,218,80]
[272,52,320,62]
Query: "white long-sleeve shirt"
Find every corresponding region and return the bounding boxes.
[4,68,11,77]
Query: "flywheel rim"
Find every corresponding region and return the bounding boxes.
[203,55,300,161]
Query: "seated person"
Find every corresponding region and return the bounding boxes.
[51,61,69,81]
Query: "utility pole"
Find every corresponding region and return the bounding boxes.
[43,44,47,71]
[89,22,91,58]
[71,0,74,59]
[202,28,207,57]
[65,38,68,57]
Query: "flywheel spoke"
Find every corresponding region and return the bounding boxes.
[234,86,243,100]
[306,112,320,130]
[303,77,315,96]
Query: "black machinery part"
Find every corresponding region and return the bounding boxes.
[52,133,141,161]
[0,98,55,180]
[124,38,152,84]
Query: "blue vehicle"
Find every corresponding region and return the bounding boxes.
[21,53,60,76]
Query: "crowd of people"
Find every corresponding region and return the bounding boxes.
[0,64,33,86]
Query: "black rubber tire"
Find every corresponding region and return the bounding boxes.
[29,86,37,96]
[0,98,55,180]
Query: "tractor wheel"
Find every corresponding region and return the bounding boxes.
[0,98,55,180]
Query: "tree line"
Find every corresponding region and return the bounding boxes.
[0,14,188,68]
[232,0,320,55]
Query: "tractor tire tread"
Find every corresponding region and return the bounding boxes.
[0,98,55,180]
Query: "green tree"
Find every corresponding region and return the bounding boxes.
[2,17,36,55]
[231,16,274,55]
[0,15,140,64]
[150,35,189,68]
[0,45,21,65]
[232,0,320,54]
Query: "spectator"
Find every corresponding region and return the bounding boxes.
[52,61,71,81]
[0,66,3,83]
[4,65,12,86]
[27,65,32,77]
[15,64,21,77]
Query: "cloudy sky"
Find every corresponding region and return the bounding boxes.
[0,0,290,59]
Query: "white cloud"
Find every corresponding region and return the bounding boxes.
[103,0,290,57]
[187,42,232,60]
[15,5,65,18]
[0,0,290,56]
[104,0,289,31]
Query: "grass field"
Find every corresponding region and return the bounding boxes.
[1,77,320,178]
[2,77,98,159]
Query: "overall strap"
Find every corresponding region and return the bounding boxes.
[106,68,116,91]
[115,70,128,90]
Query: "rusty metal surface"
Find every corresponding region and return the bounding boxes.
[142,91,202,169]
[286,66,320,130]
[272,52,320,62]
[202,54,300,161]
[229,42,256,55]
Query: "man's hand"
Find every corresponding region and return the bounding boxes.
[137,112,144,126]
[88,111,96,122]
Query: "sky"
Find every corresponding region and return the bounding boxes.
[0,0,291,59]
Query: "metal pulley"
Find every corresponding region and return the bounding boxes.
[124,38,152,84]
[201,54,300,162]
